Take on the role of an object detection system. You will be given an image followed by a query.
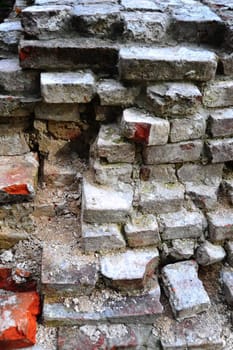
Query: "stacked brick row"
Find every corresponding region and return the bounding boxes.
[0,0,233,349]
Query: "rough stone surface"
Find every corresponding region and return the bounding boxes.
[41,244,99,298]
[221,269,233,305]
[97,79,139,106]
[82,178,133,223]
[138,181,184,214]
[203,80,233,108]
[0,229,28,250]
[119,46,217,81]
[169,239,195,261]
[196,241,226,266]
[41,71,96,103]
[185,182,219,210]
[162,260,211,319]
[177,163,223,186]
[122,11,169,43]
[207,208,233,241]
[0,133,30,156]
[0,21,22,53]
[159,208,206,240]
[43,280,163,325]
[100,248,159,291]
[35,103,80,122]
[21,5,72,39]
[124,212,160,248]
[0,153,38,204]
[206,138,233,163]
[93,160,133,185]
[0,95,37,117]
[121,108,170,146]
[0,290,40,349]
[94,124,135,163]
[147,82,202,116]
[19,39,119,74]
[82,222,126,252]
[143,140,203,164]
[170,113,206,143]
[209,108,233,137]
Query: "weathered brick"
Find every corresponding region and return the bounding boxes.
[41,244,99,298]
[162,260,210,319]
[225,241,233,267]
[0,95,37,117]
[82,178,133,223]
[121,0,161,11]
[138,181,184,214]
[0,153,38,204]
[94,124,135,163]
[82,222,126,252]
[19,39,119,74]
[0,266,36,292]
[93,160,133,185]
[0,228,28,250]
[196,241,226,266]
[185,182,219,210]
[122,11,169,43]
[41,71,96,104]
[159,208,206,240]
[209,108,233,137]
[22,5,72,39]
[0,133,30,156]
[124,212,160,248]
[220,53,233,76]
[47,121,81,140]
[203,80,233,107]
[170,113,206,143]
[177,163,223,186]
[0,21,22,53]
[97,79,139,106]
[100,248,159,291]
[71,3,122,39]
[43,160,77,187]
[147,82,202,116]
[206,138,233,163]
[0,290,40,349]
[35,102,80,122]
[222,179,233,204]
[140,164,177,182]
[143,140,203,164]
[168,239,195,261]
[170,2,224,44]
[221,269,233,305]
[121,108,169,146]
[43,280,163,325]
[119,46,217,81]
[207,208,233,241]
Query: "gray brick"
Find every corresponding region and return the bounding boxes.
[122,11,169,43]
[206,138,233,163]
[139,181,184,214]
[222,179,233,204]
[209,108,233,137]
[100,248,159,291]
[143,140,203,164]
[221,269,233,305]
[119,46,217,81]
[41,244,99,298]
[177,163,223,186]
[185,182,219,210]
[196,241,226,266]
[225,241,233,267]
[121,0,161,11]
[140,164,177,182]
[124,212,160,248]
[203,80,233,108]
[94,124,135,163]
[93,160,133,185]
[169,239,195,261]
[207,208,233,241]
[159,208,206,240]
[121,108,169,146]
[82,222,126,252]
[41,71,96,103]
[0,95,37,117]
[0,134,30,156]
[22,5,72,39]
[82,178,133,223]
[162,260,210,319]
[97,79,139,106]
[147,82,202,116]
[170,113,206,143]
[35,103,80,122]
[0,21,22,53]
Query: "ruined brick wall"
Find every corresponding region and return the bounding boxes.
[1,0,233,349]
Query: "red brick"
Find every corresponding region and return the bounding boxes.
[0,267,36,293]
[0,290,40,349]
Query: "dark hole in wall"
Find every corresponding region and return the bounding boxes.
[0,0,15,23]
